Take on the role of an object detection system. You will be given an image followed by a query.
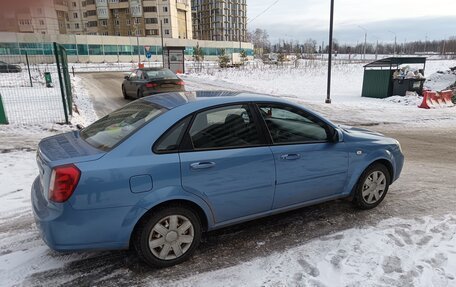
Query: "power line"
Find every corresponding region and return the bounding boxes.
[247,0,280,24]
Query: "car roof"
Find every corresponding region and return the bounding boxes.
[141,91,286,110]
[139,67,171,71]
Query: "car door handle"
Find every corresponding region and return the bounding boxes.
[190,162,216,170]
[281,154,301,160]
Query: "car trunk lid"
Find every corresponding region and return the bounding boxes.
[37,131,106,202]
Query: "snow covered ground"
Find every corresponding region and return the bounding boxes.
[183,59,456,127]
[168,216,456,287]
[1,59,456,286]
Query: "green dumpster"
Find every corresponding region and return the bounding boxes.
[362,57,427,99]
[44,72,53,88]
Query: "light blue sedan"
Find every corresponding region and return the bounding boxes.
[31,91,404,267]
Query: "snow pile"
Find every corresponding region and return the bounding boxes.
[70,75,99,127]
[424,68,456,91]
[384,93,423,106]
[168,216,456,287]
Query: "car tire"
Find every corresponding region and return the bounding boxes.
[133,206,202,268]
[122,86,129,99]
[353,163,391,210]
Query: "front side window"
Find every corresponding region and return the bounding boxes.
[189,105,261,150]
[81,101,167,150]
[257,104,328,144]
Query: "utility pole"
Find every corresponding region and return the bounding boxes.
[424,35,428,54]
[358,25,367,60]
[158,4,165,68]
[326,0,334,104]
[375,39,378,60]
[134,18,141,65]
[388,30,397,55]
[160,19,165,68]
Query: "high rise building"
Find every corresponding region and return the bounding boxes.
[0,0,193,39]
[191,0,247,42]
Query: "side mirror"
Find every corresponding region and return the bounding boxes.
[76,124,84,130]
[124,75,129,80]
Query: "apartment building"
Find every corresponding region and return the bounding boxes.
[0,0,64,35]
[0,0,193,39]
[191,0,247,42]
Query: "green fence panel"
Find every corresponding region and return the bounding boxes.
[54,42,70,124]
[0,94,9,124]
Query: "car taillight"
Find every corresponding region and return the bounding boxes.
[145,82,158,88]
[176,81,185,86]
[49,164,81,203]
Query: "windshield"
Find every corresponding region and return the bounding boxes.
[81,101,167,151]
[145,69,178,80]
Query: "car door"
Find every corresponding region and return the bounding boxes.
[179,104,276,223]
[132,70,145,97]
[255,103,349,209]
[125,70,138,96]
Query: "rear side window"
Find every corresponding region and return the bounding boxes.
[81,101,167,151]
[154,117,191,153]
[189,105,261,150]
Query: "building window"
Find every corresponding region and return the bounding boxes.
[146,29,159,36]
[126,19,131,25]
[163,6,168,12]
[86,10,97,16]
[72,1,77,7]
[115,32,121,36]
[143,6,157,13]
[115,19,120,25]
[145,18,158,24]
[100,20,108,26]
[39,20,45,25]
[134,18,140,24]
[102,32,109,36]
[127,30,132,36]
[73,12,78,18]
[163,18,169,24]
[42,31,46,34]
[37,8,43,14]
[75,23,80,29]
[164,29,170,35]
[19,19,32,25]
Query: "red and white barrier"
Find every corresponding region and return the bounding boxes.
[419,91,437,109]
[419,90,455,109]
[440,90,455,107]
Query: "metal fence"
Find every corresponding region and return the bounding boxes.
[0,43,71,125]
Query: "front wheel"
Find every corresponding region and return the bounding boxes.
[353,163,391,210]
[133,206,202,268]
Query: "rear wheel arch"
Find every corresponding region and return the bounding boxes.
[129,199,209,248]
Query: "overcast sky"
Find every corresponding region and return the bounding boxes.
[247,0,456,44]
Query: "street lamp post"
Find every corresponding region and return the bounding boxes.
[358,25,367,60]
[134,18,141,65]
[326,0,335,104]
[388,30,397,55]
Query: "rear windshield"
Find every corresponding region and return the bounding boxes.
[81,101,167,151]
[145,69,178,80]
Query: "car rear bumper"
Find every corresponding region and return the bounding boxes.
[31,176,137,251]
